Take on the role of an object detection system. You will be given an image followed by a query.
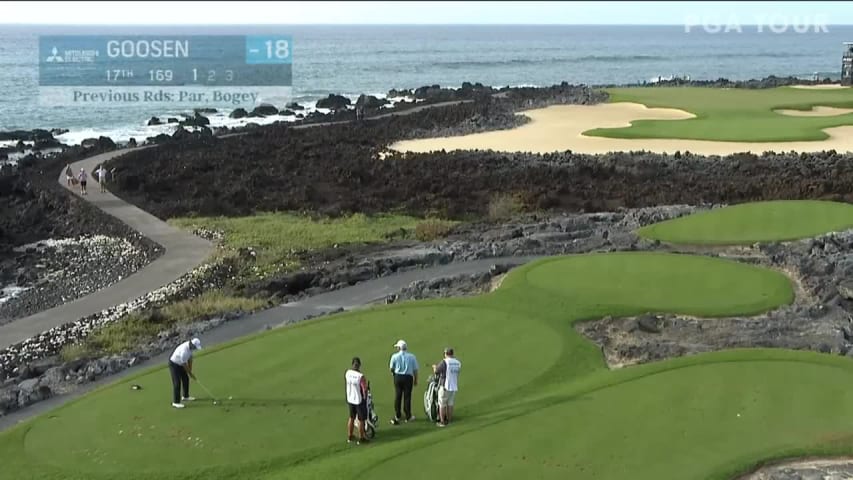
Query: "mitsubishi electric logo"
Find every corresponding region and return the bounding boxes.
[45,46,63,62]
[44,46,99,63]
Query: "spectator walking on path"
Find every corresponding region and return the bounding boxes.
[95,165,108,193]
[389,339,418,425]
[64,164,73,187]
[432,347,462,427]
[345,357,370,445]
[168,337,202,409]
[77,168,88,195]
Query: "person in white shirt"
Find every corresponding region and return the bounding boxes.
[432,347,461,427]
[345,357,370,444]
[95,165,108,193]
[168,337,202,409]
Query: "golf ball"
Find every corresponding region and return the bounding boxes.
[213,401,219,405]
[228,396,233,400]
[737,413,741,417]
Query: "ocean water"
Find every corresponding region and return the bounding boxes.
[1,24,852,143]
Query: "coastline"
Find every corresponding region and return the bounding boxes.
[0,74,837,163]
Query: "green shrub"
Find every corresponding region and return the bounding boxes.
[414,219,456,241]
[61,292,268,359]
[59,343,97,362]
[488,193,523,221]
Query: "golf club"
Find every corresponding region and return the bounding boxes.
[195,378,220,405]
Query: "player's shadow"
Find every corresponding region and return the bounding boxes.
[196,397,341,408]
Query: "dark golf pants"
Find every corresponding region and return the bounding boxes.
[169,361,190,404]
[393,374,414,419]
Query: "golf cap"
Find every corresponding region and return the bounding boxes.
[393,339,407,349]
[191,338,202,349]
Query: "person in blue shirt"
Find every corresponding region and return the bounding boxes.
[389,339,418,425]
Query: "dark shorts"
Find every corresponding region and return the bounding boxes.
[80,180,87,187]
[348,401,367,420]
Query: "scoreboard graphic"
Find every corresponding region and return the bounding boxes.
[38,35,293,106]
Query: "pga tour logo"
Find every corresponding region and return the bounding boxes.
[684,14,830,33]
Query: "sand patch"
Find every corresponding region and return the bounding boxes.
[390,103,853,155]
[775,106,853,117]
[790,84,850,90]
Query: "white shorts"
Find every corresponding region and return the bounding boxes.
[438,386,456,407]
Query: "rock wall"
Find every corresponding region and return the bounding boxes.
[107,114,853,220]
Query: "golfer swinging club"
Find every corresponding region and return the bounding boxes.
[389,339,418,425]
[168,337,202,409]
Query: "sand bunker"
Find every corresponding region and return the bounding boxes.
[790,84,850,90]
[775,106,853,117]
[390,103,853,155]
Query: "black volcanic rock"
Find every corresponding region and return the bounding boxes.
[146,133,172,144]
[0,129,55,142]
[80,137,115,150]
[229,108,249,119]
[147,117,163,126]
[179,113,210,128]
[32,138,64,150]
[356,94,389,109]
[387,88,413,98]
[103,87,853,221]
[285,102,305,111]
[250,104,279,117]
[316,94,351,110]
[414,84,442,99]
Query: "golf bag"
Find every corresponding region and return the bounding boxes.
[424,374,440,422]
[356,381,379,439]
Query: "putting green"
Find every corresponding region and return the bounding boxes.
[4,252,847,480]
[637,200,853,245]
[525,253,792,316]
[587,86,853,142]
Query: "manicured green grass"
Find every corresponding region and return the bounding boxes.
[525,252,792,316]
[169,212,455,278]
[3,252,832,480]
[586,86,853,142]
[638,200,853,245]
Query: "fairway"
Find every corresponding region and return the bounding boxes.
[637,200,853,245]
[3,251,842,480]
[590,86,853,142]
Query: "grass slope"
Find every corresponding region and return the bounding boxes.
[169,212,437,277]
[0,252,819,480]
[586,86,853,142]
[638,200,853,245]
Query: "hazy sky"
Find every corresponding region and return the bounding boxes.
[2,1,849,25]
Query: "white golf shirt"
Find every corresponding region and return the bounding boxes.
[345,369,365,405]
[441,357,462,392]
[170,341,193,365]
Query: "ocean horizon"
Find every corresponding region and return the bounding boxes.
[2,24,852,144]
